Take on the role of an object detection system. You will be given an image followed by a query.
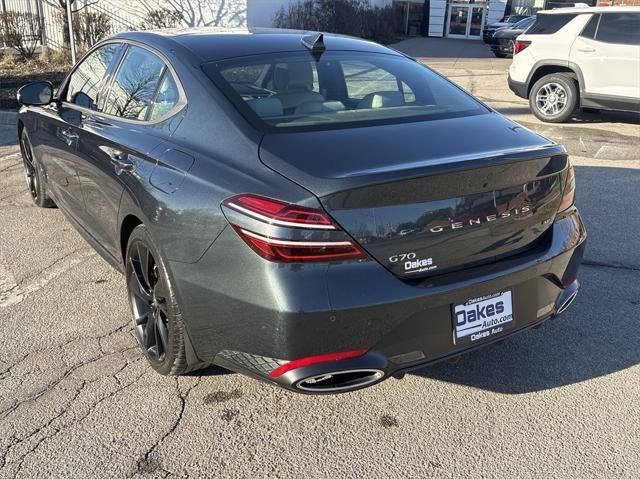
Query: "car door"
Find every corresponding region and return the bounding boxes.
[35,42,123,217]
[571,12,640,99]
[73,44,182,259]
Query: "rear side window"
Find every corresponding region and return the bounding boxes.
[103,46,165,120]
[527,13,577,35]
[66,43,121,110]
[580,14,599,39]
[204,51,486,132]
[596,13,640,45]
[148,72,180,121]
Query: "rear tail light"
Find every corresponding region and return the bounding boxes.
[558,160,576,213]
[514,40,531,54]
[223,194,368,263]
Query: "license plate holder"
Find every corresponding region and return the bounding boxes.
[452,291,514,346]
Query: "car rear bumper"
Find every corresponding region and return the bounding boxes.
[508,75,528,99]
[491,41,513,55]
[170,209,586,393]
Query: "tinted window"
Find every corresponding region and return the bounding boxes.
[148,72,180,121]
[66,43,121,109]
[596,13,640,45]
[580,14,599,39]
[514,16,535,29]
[204,52,485,131]
[528,14,577,35]
[103,46,165,120]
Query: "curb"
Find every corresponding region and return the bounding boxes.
[0,111,17,126]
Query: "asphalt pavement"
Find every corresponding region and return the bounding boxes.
[1,38,639,479]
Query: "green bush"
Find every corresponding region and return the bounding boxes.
[273,0,403,44]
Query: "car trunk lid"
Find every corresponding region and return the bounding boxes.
[259,113,568,278]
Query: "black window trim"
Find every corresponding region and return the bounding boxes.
[60,39,187,125]
[579,13,600,39]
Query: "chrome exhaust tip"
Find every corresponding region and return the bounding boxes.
[295,369,384,392]
[556,290,578,315]
[555,280,579,316]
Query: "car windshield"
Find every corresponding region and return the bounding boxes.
[203,51,486,131]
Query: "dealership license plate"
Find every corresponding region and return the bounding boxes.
[452,291,514,345]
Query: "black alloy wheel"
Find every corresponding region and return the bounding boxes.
[19,130,55,208]
[126,225,187,375]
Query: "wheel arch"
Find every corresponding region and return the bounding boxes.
[120,214,143,264]
[526,62,584,98]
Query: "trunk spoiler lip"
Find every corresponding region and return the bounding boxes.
[336,143,566,179]
[315,143,568,202]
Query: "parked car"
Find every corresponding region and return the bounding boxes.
[482,14,530,43]
[490,16,536,58]
[509,6,640,122]
[16,28,585,394]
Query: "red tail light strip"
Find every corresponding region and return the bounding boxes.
[233,227,367,262]
[269,349,369,378]
[224,196,337,230]
[239,228,352,247]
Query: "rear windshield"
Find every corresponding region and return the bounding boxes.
[527,13,577,35]
[203,51,486,132]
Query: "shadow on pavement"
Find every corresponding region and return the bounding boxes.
[410,165,640,394]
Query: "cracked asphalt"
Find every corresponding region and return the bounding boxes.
[1,40,639,479]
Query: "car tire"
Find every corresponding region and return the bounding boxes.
[493,51,509,58]
[529,73,578,123]
[19,130,56,208]
[126,225,188,376]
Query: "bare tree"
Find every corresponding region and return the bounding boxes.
[43,0,101,44]
[139,0,246,28]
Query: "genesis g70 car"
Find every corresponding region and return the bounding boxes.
[16,29,586,393]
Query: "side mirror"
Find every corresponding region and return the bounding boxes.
[17,81,54,106]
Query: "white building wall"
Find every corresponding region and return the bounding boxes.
[428,0,447,37]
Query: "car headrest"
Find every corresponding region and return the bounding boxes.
[357,91,405,109]
[247,98,283,117]
[274,62,314,92]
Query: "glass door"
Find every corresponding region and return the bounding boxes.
[469,6,485,38]
[446,4,486,39]
[447,5,470,38]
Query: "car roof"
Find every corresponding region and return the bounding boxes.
[113,27,399,63]
[541,5,640,14]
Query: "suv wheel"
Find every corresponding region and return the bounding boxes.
[529,73,578,123]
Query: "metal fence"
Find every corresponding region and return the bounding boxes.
[1,1,248,53]
[1,0,147,51]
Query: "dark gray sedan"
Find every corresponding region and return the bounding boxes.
[16,28,585,393]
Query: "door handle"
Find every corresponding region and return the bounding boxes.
[98,145,135,173]
[109,151,134,173]
[577,47,595,53]
[59,128,79,146]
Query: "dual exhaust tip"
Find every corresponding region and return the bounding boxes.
[295,369,384,392]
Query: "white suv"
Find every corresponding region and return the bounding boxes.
[508,6,640,122]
